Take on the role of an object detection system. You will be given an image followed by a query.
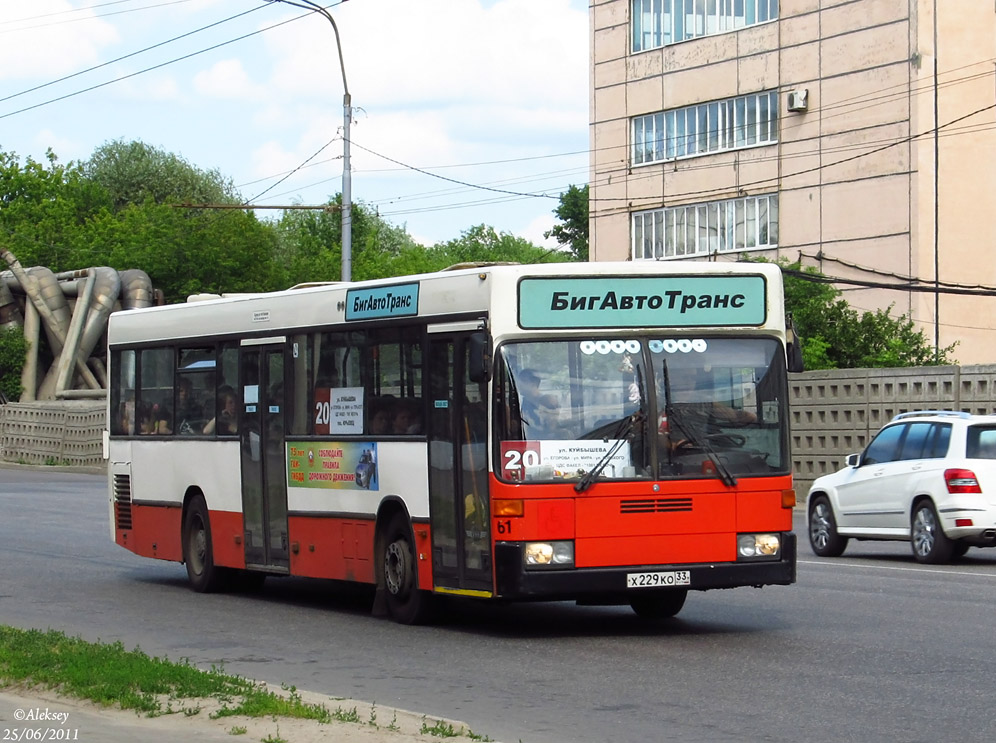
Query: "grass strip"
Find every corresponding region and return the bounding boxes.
[0,625,331,721]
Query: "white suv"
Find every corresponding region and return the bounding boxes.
[807,410,996,563]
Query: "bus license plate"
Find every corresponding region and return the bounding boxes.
[626,570,691,589]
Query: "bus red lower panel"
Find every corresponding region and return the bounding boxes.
[209,510,246,569]
[119,504,245,569]
[287,515,376,583]
[576,532,735,568]
[120,503,183,562]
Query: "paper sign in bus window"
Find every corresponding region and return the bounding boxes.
[315,387,364,435]
[500,440,631,481]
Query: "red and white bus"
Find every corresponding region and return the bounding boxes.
[107,261,801,623]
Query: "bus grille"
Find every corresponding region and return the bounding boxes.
[113,474,133,530]
[620,497,693,514]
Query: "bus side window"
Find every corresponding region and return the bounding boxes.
[110,349,137,436]
[138,348,174,436]
[367,327,422,436]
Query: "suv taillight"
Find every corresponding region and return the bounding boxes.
[945,468,982,493]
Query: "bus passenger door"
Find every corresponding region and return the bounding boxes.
[427,330,492,594]
[240,341,290,572]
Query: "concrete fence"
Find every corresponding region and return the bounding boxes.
[0,400,105,467]
[4,364,996,481]
[790,365,996,494]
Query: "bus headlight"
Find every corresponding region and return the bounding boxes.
[737,533,781,560]
[524,541,575,569]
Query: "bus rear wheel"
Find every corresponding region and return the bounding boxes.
[630,589,688,619]
[382,514,431,624]
[183,495,226,593]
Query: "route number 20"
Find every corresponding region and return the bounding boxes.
[500,442,542,480]
[503,448,540,470]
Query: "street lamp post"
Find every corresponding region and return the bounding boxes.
[266,0,352,281]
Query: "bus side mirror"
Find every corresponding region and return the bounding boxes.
[786,315,805,373]
[468,332,491,383]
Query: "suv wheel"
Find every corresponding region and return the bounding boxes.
[911,500,954,564]
[808,495,848,557]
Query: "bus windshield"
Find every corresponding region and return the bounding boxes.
[496,337,788,483]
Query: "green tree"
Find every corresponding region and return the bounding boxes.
[83,139,237,211]
[0,149,109,269]
[0,143,282,302]
[272,197,429,285]
[545,184,589,261]
[432,224,566,267]
[72,203,282,302]
[0,325,28,401]
[774,259,955,369]
[73,140,281,301]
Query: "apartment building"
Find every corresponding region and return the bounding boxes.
[589,0,996,363]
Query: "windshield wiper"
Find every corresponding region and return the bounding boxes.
[574,411,643,493]
[661,359,737,487]
[575,364,646,493]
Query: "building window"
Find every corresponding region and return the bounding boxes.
[632,0,779,53]
[633,91,778,165]
[632,194,778,259]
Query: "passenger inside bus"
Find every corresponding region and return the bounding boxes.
[391,398,423,435]
[202,388,237,435]
[175,377,205,435]
[139,400,171,435]
[517,368,562,439]
[368,400,392,436]
[118,392,136,435]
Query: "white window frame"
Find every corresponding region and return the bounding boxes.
[632,0,779,54]
[631,194,779,260]
[632,91,778,166]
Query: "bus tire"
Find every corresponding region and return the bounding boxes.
[382,513,432,624]
[183,495,226,593]
[630,589,687,619]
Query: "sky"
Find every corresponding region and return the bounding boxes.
[0,0,590,249]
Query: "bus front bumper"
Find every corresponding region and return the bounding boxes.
[494,532,796,601]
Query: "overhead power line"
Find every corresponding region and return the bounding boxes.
[797,251,996,293]
[0,3,334,121]
[0,4,269,106]
[0,0,195,34]
[348,140,561,201]
[782,268,996,297]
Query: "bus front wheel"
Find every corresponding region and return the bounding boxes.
[183,495,225,593]
[382,514,431,624]
[630,589,688,619]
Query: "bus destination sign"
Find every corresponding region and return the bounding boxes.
[345,282,420,321]
[518,275,767,329]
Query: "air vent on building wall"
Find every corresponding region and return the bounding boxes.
[787,89,809,112]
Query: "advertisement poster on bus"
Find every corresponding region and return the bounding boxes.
[499,440,631,481]
[287,441,378,490]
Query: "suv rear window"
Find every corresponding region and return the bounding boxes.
[966,426,996,459]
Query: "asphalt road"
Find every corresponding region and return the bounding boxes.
[2,466,996,743]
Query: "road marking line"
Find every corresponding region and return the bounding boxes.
[798,559,996,578]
